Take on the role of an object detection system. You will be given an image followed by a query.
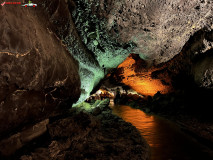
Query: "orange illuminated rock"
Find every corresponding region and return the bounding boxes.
[118,55,172,96]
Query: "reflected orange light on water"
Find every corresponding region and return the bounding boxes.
[118,55,171,96]
[112,105,156,147]
[111,104,213,160]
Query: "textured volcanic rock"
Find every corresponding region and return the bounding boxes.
[0,1,80,137]
[37,0,212,101]
[192,30,213,88]
[77,0,212,64]
[193,51,213,88]
[48,0,212,102]
[37,0,135,104]
[150,29,213,90]
[101,29,213,96]
[101,54,172,96]
[19,102,150,160]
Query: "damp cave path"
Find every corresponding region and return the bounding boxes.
[109,100,213,160]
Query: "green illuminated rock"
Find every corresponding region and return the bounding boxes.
[66,0,135,104]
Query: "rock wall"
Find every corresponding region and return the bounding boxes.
[0,0,80,137]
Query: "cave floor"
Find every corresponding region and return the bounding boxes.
[3,99,150,160]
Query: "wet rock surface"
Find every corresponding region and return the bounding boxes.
[13,99,150,160]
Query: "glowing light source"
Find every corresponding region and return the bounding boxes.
[96,90,103,95]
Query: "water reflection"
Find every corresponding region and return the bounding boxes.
[112,105,156,147]
[111,105,213,160]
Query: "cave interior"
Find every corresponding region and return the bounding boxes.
[0,0,213,159]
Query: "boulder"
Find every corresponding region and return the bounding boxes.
[0,1,80,137]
